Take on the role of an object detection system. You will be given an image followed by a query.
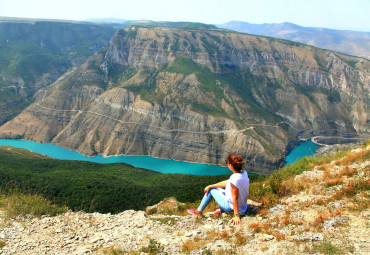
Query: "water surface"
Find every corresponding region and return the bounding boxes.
[0,139,320,175]
[0,139,230,175]
[285,140,321,165]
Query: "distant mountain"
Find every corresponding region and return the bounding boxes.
[217,21,370,59]
[101,20,219,30]
[0,19,116,124]
[85,18,127,23]
[1,25,368,174]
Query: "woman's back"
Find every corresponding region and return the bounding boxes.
[225,171,249,212]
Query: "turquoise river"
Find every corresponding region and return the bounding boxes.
[0,139,320,175]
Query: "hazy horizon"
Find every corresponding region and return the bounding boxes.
[0,0,369,32]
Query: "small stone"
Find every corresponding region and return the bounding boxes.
[261,234,274,241]
[91,237,103,243]
[185,232,193,237]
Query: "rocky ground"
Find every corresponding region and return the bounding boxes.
[0,146,369,254]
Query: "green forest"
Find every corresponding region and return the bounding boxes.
[0,146,264,213]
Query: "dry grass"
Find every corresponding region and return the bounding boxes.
[256,208,269,218]
[323,178,343,187]
[213,248,238,255]
[249,221,263,233]
[181,238,206,253]
[96,247,131,255]
[338,150,369,166]
[281,210,291,225]
[339,167,355,177]
[332,178,369,200]
[310,209,341,230]
[233,232,248,246]
[314,197,325,205]
[206,229,232,242]
[347,197,370,211]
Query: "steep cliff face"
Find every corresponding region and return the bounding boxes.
[0,26,369,174]
[0,21,116,124]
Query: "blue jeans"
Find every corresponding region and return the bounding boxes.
[197,188,233,213]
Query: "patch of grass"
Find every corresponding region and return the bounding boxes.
[1,188,67,220]
[306,240,344,255]
[97,247,128,255]
[213,248,238,255]
[140,239,164,255]
[256,208,269,218]
[182,238,206,253]
[0,239,6,249]
[151,217,177,226]
[0,184,68,220]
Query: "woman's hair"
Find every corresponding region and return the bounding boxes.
[227,153,245,172]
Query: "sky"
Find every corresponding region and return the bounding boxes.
[0,0,369,32]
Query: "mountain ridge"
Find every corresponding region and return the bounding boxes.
[217,21,370,59]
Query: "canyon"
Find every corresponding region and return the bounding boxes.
[0,25,369,174]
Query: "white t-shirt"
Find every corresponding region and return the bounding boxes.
[225,171,249,213]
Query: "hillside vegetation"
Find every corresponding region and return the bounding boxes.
[0,145,265,214]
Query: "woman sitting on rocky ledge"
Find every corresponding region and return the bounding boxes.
[188,153,249,225]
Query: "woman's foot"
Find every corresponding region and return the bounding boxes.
[187,208,203,217]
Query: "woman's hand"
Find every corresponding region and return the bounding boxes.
[230,216,241,225]
[204,185,212,195]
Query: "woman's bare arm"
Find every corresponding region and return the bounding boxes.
[230,183,241,225]
[204,180,229,195]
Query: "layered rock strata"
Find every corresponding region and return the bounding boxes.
[0,26,369,172]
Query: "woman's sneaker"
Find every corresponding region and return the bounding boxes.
[213,209,222,216]
[187,208,203,217]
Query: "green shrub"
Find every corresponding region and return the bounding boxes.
[308,240,343,254]
[140,239,164,254]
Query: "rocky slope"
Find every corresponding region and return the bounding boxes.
[0,144,369,254]
[0,26,369,173]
